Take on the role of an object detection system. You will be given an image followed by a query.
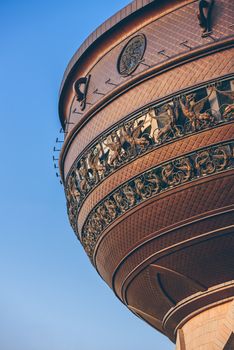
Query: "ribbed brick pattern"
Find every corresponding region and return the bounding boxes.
[94,173,233,289]
[59,0,234,342]
[64,49,234,177]
[127,267,172,320]
[125,236,234,324]
[77,123,234,233]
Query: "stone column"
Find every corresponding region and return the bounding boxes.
[176,299,234,350]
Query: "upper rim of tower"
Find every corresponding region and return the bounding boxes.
[58,0,166,129]
[59,0,155,96]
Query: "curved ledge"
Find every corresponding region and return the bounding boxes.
[76,142,233,253]
[59,41,234,179]
[113,207,234,299]
[163,282,234,341]
[59,0,156,95]
[59,0,198,129]
[98,205,234,283]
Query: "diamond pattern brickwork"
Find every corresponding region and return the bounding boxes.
[66,0,234,132]
[63,49,234,177]
[94,173,233,290]
[77,123,234,233]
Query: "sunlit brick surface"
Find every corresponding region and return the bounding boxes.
[176,299,234,350]
[59,0,234,347]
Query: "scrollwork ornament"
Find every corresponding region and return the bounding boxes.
[104,199,117,220]
[122,185,136,207]
[65,79,234,237]
[173,158,193,183]
[96,204,112,226]
[211,147,229,171]
[195,150,216,176]
[79,142,232,259]
[144,172,161,195]
[134,177,152,200]
[195,146,230,176]
[161,163,181,187]
[113,191,129,212]
[117,34,146,76]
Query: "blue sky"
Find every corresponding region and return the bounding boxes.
[0,1,173,349]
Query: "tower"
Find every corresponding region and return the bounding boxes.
[58,1,234,348]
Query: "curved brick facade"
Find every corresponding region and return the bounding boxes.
[58,0,234,348]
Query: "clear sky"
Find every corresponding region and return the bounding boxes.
[0,1,173,349]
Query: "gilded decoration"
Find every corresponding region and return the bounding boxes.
[82,141,233,259]
[57,0,234,344]
[117,34,146,76]
[65,78,234,233]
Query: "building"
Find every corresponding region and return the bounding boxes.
[58,1,234,348]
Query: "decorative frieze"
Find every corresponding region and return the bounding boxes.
[81,141,233,259]
[65,78,234,234]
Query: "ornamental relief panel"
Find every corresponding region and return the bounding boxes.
[81,141,233,259]
[117,34,147,76]
[65,78,234,234]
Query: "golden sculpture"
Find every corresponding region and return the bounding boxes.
[80,143,232,258]
[155,102,182,142]
[88,146,105,183]
[134,177,152,199]
[145,172,161,194]
[179,88,213,131]
[215,87,234,120]
[122,185,136,207]
[76,158,89,192]
[104,199,117,220]
[119,120,149,154]
[66,80,233,233]
[96,205,112,225]
[113,191,129,212]
[104,131,123,166]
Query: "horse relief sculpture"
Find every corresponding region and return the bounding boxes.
[103,132,123,166]
[214,87,234,120]
[65,79,234,234]
[179,87,214,131]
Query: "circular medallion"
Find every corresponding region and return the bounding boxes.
[117,34,146,76]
